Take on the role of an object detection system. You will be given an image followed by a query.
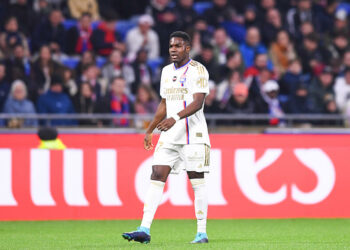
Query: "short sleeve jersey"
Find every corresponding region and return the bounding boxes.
[159,59,211,146]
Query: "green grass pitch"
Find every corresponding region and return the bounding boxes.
[0,219,349,249]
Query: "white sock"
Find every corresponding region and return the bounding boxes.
[190,178,208,234]
[140,180,165,229]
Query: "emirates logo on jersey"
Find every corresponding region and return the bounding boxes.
[172,76,177,82]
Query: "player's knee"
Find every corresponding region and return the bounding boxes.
[151,170,166,182]
[187,171,204,179]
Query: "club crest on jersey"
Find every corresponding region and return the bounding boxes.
[172,76,177,82]
[180,76,186,84]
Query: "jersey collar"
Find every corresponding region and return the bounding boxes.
[173,59,191,70]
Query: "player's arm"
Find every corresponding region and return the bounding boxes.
[144,98,166,150]
[157,93,205,131]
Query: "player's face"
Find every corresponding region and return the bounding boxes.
[169,37,190,64]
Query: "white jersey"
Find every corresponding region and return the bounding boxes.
[159,59,211,146]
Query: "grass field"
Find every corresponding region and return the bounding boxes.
[0,219,349,249]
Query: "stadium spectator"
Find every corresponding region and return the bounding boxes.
[261,8,287,46]
[286,83,313,114]
[80,63,107,101]
[33,0,52,23]
[257,0,276,22]
[68,0,100,21]
[65,12,93,55]
[75,50,96,79]
[73,81,97,125]
[239,26,268,68]
[36,74,76,126]
[194,43,220,82]
[3,80,37,127]
[5,44,31,83]
[134,85,158,114]
[130,49,155,95]
[32,9,66,53]
[126,14,160,62]
[95,76,134,126]
[218,51,244,82]
[0,16,30,58]
[30,45,63,101]
[134,85,158,129]
[90,10,125,56]
[309,66,336,113]
[204,80,221,114]
[269,30,297,75]
[147,0,178,57]
[334,67,350,114]
[247,67,273,112]
[243,4,259,28]
[203,0,236,27]
[244,52,273,78]
[279,59,308,97]
[224,83,255,116]
[212,27,238,65]
[297,33,331,75]
[217,70,242,105]
[174,0,198,32]
[7,0,38,36]
[61,67,78,97]
[327,31,350,70]
[98,0,149,20]
[190,18,213,57]
[0,63,11,111]
[260,79,286,125]
[101,49,134,94]
[286,0,325,37]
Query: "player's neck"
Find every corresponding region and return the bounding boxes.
[174,57,190,69]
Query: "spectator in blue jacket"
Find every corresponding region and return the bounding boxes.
[37,75,76,126]
[239,26,268,68]
[3,79,37,127]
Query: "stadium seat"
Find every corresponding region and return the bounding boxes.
[61,57,80,69]
[221,21,246,44]
[193,2,213,15]
[116,20,137,41]
[63,19,78,30]
[96,57,107,68]
[148,58,164,74]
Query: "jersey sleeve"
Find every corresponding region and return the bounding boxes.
[192,65,209,95]
[159,68,166,98]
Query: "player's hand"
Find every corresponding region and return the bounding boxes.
[157,118,176,132]
[144,133,153,150]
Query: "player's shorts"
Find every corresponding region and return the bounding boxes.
[152,142,210,174]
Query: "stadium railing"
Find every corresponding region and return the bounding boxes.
[0,113,347,128]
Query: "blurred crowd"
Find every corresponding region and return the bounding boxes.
[1,0,350,127]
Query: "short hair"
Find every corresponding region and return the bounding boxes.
[170,31,191,45]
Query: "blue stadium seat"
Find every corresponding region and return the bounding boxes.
[116,20,138,41]
[63,19,78,30]
[96,57,107,68]
[91,21,101,30]
[148,58,164,74]
[221,21,246,44]
[61,57,80,69]
[193,2,213,15]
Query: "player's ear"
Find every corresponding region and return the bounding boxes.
[186,44,191,53]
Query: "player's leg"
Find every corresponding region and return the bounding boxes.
[182,144,210,243]
[140,165,171,229]
[188,171,208,243]
[122,165,171,243]
[123,142,179,243]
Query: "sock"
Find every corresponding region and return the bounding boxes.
[190,178,208,234]
[140,180,165,230]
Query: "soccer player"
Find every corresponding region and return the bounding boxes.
[122,31,211,244]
